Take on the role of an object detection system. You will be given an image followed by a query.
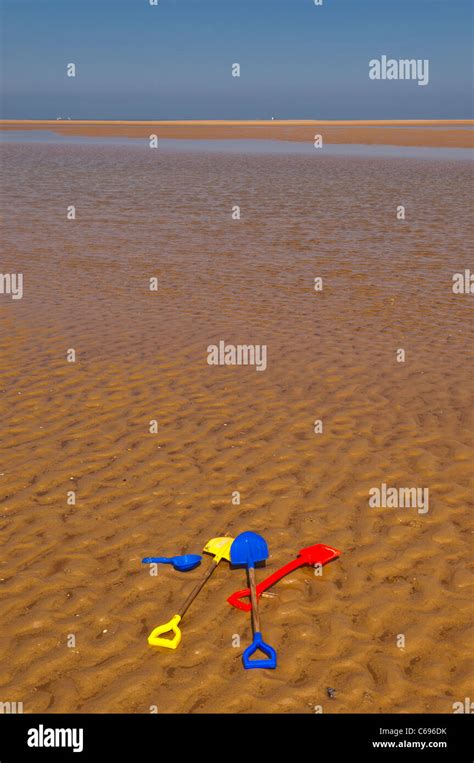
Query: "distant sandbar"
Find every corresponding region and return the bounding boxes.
[1,119,473,148]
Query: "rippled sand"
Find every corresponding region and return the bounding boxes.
[0,143,472,714]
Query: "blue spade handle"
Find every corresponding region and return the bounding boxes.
[242,632,277,670]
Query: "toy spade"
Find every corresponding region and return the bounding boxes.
[230,531,277,670]
[142,554,202,571]
[147,537,233,650]
[227,543,340,611]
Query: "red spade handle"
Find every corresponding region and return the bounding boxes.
[228,558,302,612]
[227,544,340,612]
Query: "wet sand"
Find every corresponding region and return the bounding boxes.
[1,119,473,148]
[0,142,472,714]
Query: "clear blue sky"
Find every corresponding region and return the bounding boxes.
[1,0,472,119]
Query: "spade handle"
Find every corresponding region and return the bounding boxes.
[229,558,303,611]
[254,557,303,592]
[228,544,340,611]
[179,559,218,618]
[248,566,261,634]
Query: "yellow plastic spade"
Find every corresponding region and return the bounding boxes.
[147,536,234,649]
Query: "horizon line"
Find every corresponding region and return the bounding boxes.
[1,119,473,127]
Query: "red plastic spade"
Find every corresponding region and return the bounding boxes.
[227,543,340,612]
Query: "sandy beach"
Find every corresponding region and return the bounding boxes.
[0,139,472,713]
[1,119,473,148]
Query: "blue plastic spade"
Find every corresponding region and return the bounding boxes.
[230,532,277,670]
[141,554,202,572]
[230,531,268,569]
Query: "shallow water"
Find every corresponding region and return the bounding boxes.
[0,142,472,713]
[2,130,473,160]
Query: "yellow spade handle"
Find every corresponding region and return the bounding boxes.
[147,559,219,650]
[179,558,218,618]
[148,614,182,649]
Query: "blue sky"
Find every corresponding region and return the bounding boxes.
[1,0,472,119]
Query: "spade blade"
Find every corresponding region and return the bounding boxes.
[230,531,269,568]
